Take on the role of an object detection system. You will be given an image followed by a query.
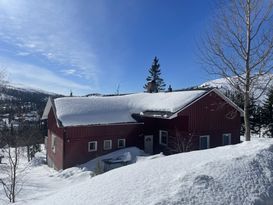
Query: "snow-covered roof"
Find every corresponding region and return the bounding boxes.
[42,97,53,120]
[54,90,208,127]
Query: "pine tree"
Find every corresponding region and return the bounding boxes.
[262,87,273,137]
[144,57,166,92]
[225,89,244,110]
[225,89,262,136]
[251,105,263,137]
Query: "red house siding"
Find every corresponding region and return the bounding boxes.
[47,109,64,170]
[143,116,189,154]
[179,91,241,150]
[47,107,144,170]
[63,124,143,169]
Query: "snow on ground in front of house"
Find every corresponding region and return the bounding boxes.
[54,147,146,180]
[79,147,146,169]
[4,138,273,205]
[0,147,73,205]
[2,139,273,204]
[0,147,145,205]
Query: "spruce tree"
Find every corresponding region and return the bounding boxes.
[251,105,263,137]
[262,87,273,137]
[225,89,261,136]
[144,57,166,92]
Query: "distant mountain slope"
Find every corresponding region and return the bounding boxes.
[200,74,273,103]
[7,83,57,96]
[0,83,62,116]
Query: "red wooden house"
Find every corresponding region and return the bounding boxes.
[42,88,243,170]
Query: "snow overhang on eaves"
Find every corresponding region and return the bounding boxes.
[137,111,173,119]
[61,121,144,128]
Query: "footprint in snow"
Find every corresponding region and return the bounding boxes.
[193,175,214,189]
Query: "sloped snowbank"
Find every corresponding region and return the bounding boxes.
[54,147,145,180]
[34,139,273,205]
[79,146,145,169]
[0,147,145,205]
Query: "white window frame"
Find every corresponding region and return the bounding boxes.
[118,138,126,148]
[88,141,97,152]
[51,133,57,153]
[159,130,168,146]
[199,135,210,149]
[222,133,231,145]
[104,140,112,150]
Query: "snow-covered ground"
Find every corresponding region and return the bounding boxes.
[0,147,144,205]
[1,139,273,205]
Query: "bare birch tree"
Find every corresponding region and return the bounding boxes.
[200,0,273,141]
[0,127,24,203]
[0,71,25,203]
[0,146,20,203]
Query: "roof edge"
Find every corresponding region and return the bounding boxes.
[61,121,144,128]
[169,89,212,119]
[41,97,53,119]
[41,97,63,128]
[212,88,244,116]
[169,88,244,119]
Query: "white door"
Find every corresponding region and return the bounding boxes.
[144,135,153,154]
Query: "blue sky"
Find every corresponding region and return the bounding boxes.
[0,0,216,95]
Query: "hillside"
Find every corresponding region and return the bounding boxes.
[0,83,61,118]
[201,74,273,103]
[2,138,272,205]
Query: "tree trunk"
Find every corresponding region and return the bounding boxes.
[244,93,251,141]
[244,0,251,141]
[11,147,17,203]
[27,145,30,162]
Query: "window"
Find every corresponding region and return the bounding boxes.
[159,130,168,146]
[104,140,112,150]
[200,135,210,150]
[222,133,231,145]
[51,133,57,153]
[118,139,126,148]
[88,141,97,152]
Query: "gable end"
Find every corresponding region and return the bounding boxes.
[169,88,244,119]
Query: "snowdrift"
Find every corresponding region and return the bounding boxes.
[35,139,273,205]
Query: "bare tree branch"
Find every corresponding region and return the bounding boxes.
[199,0,273,141]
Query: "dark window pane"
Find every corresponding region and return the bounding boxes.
[200,137,208,149]
[223,134,230,145]
[89,142,96,150]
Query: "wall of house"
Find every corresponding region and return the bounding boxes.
[178,91,241,150]
[143,116,189,154]
[47,108,64,170]
[63,123,144,169]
